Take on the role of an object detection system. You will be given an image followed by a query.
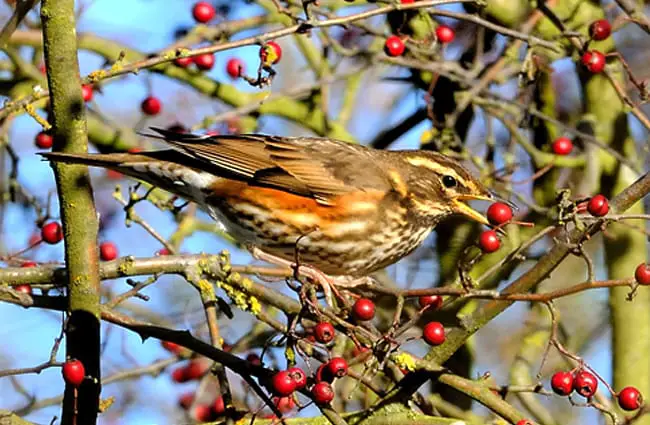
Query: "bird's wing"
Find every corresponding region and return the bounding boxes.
[148,128,391,205]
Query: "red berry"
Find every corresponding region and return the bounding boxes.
[352,298,375,321]
[193,404,214,422]
[22,261,37,268]
[311,382,334,404]
[573,370,598,398]
[589,19,611,41]
[62,359,85,387]
[226,58,244,79]
[141,96,162,116]
[315,363,333,383]
[587,194,609,217]
[581,50,606,73]
[418,295,443,309]
[516,421,534,425]
[260,41,282,65]
[486,202,513,225]
[157,248,171,256]
[550,371,574,396]
[272,370,297,396]
[174,57,193,68]
[478,230,500,253]
[184,359,208,380]
[212,396,225,415]
[314,322,335,343]
[436,25,455,43]
[288,366,307,389]
[246,352,261,366]
[274,396,295,413]
[192,1,215,23]
[15,284,32,295]
[635,263,650,285]
[384,35,405,57]
[326,357,348,378]
[194,53,215,71]
[81,84,93,102]
[35,131,53,149]
[551,137,573,155]
[161,340,182,354]
[99,242,118,261]
[179,392,194,410]
[618,386,643,411]
[171,367,187,383]
[423,321,445,346]
[41,222,63,244]
[400,0,415,3]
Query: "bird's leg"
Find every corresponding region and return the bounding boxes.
[248,246,340,308]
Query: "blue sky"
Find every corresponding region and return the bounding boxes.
[0,1,618,424]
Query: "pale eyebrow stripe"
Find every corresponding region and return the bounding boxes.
[404,156,468,186]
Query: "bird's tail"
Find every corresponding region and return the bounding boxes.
[40,151,217,203]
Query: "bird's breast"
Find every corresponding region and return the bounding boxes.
[204,179,433,275]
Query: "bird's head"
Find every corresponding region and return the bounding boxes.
[394,151,493,226]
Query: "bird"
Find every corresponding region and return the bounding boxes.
[41,128,493,278]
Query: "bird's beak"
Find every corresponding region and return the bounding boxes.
[451,194,493,225]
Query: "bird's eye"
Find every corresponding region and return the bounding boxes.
[442,175,457,188]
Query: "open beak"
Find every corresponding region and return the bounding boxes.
[451,194,493,225]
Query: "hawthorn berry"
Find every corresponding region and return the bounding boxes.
[352,298,375,321]
[171,366,188,383]
[315,363,334,383]
[516,420,534,425]
[274,396,296,413]
[573,370,598,398]
[99,242,118,261]
[400,0,414,3]
[384,35,405,57]
[635,263,650,286]
[62,359,85,387]
[587,194,609,217]
[478,230,500,253]
[288,366,307,389]
[179,392,194,410]
[581,50,606,73]
[618,386,643,411]
[272,370,297,396]
[326,357,348,378]
[246,352,261,366]
[226,58,244,79]
[312,382,334,404]
[487,202,513,225]
[35,131,53,149]
[423,321,445,346]
[212,396,226,415]
[141,96,162,116]
[193,404,214,422]
[81,84,94,102]
[41,222,63,244]
[314,322,335,343]
[436,25,455,43]
[161,340,182,354]
[184,359,208,380]
[192,1,216,23]
[260,41,282,66]
[15,285,32,295]
[194,53,215,71]
[550,371,574,396]
[22,261,37,268]
[589,19,611,41]
[418,295,443,309]
[551,137,573,155]
[174,56,193,68]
